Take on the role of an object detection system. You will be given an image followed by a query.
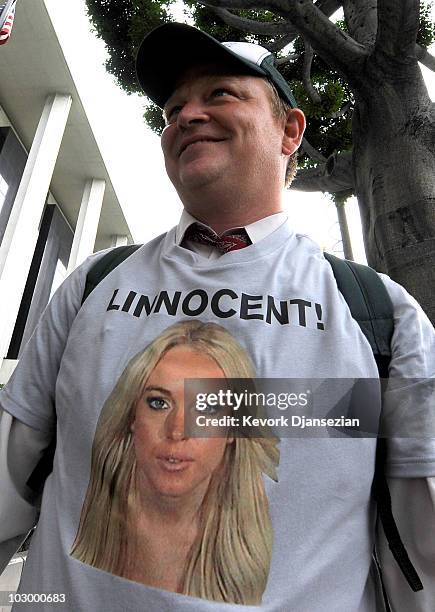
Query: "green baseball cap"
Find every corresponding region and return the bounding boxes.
[136,22,297,109]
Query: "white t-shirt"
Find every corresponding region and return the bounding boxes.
[1,220,435,611]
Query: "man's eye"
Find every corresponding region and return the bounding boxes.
[166,106,182,122]
[147,397,169,411]
[212,88,232,98]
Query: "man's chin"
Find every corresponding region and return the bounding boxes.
[178,165,224,192]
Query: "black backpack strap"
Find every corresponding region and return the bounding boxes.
[26,436,57,495]
[324,252,423,592]
[81,244,141,305]
[373,441,424,592]
[323,252,393,378]
[27,245,142,496]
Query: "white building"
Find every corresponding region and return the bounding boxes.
[0,0,133,384]
[0,0,135,599]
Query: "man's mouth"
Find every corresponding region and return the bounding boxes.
[179,138,223,156]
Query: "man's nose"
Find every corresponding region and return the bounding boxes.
[177,99,209,129]
[164,407,187,441]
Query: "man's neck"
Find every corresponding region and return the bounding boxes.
[187,209,284,234]
[180,183,284,234]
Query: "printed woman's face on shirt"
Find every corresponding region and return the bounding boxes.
[132,345,232,501]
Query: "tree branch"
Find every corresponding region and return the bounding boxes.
[375,0,420,59]
[331,100,352,119]
[302,38,322,104]
[315,0,342,16]
[342,0,377,47]
[269,0,343,54]
[209,7,293,36]
[200,0,278,10]
[301,138,327,163]
[207,0,344,59]
[269,33,298,53]
[276,52,301,66]
[200,0,368,81]
[291,151,354,193]
[280,0,367,67]
[416,44,435,72]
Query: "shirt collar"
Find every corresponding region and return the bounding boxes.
[175,210,288,245]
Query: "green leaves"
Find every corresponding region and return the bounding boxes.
[85,0,175,94]
[144,102,166,135]
[418,1,435,48]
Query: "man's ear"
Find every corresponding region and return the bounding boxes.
[282,108,306,156]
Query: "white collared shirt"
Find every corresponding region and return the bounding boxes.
[175,210,288,259]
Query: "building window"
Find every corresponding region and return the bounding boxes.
[0,174,8,209]
[7,204,73,359]
[49,258,67,301]
[0,127,27,246]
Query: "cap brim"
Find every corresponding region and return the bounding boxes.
[136,23,267,109]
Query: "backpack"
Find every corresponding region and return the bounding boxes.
[28,244,424,600]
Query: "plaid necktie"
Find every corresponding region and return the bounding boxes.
[183,222,252,253]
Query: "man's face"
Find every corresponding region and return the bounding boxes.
[160,66,290,197]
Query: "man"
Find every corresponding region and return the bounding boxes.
[1,22,434,611]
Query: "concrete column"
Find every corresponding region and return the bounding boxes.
[0,93,72,362]
[67,178,105,273]
[110,234,129,247]
[0,105,11,127]
[0,359,18,385]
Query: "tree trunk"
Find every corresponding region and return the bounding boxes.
[199,0,435,321]
[352,55,435,323]
[335,199,354,260]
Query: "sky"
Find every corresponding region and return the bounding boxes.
[45,0,435,264]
